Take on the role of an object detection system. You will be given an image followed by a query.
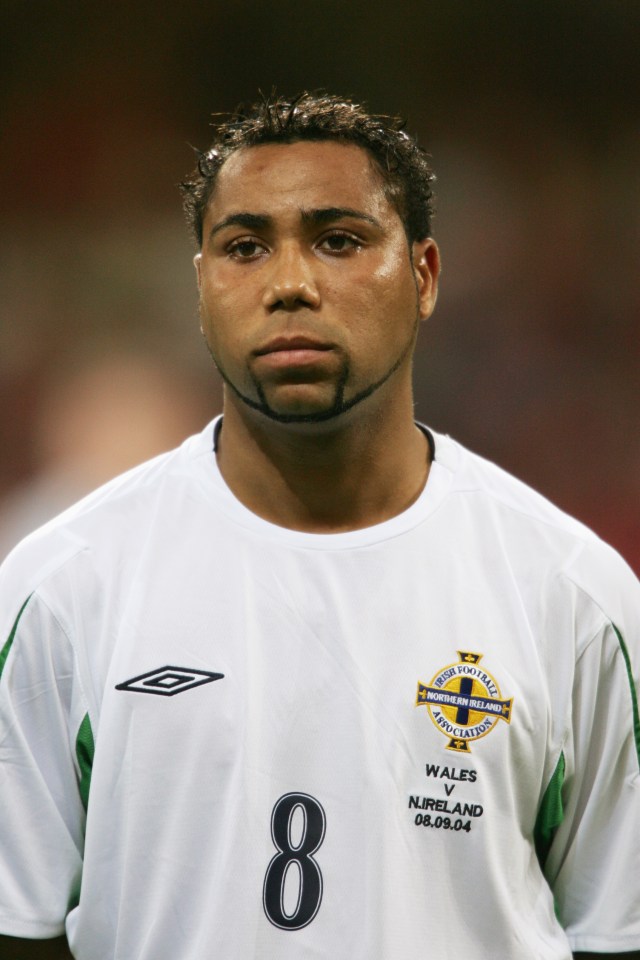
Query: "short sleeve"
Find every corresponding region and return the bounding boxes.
[0,589,89,939]
[543,609,640,954]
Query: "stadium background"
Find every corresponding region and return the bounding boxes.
[1,0,639,571]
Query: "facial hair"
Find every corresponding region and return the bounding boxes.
[199,277,422,425]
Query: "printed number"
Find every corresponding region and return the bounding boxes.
[263,792,326,930]
[414,813,472,832]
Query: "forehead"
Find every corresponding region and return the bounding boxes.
[206,140,394,221]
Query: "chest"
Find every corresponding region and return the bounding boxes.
[90,537,554,822]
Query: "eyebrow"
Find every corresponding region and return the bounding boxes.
[208,207,381,240]
[301,207,381,228]
[208,213,271,239]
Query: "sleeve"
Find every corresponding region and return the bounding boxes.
[0,585,89,939]
[542,562,640,955]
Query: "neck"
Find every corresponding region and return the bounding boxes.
[215,392,430,533]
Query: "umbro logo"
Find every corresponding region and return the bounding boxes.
[115,665,224,697]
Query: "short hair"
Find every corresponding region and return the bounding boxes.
[180,91,436,248]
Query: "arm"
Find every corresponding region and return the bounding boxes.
[0,935,73,959]
[0,591,86,954]
[540,553,640,959]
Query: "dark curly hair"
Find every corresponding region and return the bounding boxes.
[180,91,436,248]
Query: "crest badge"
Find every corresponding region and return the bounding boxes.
[416,651,513,752]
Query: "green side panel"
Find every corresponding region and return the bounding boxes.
[0,594,33,680]
[534,752,565,869]
[76,713,95,812]
[612,623,640,769]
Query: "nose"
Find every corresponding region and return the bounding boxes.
[262,243,321,312]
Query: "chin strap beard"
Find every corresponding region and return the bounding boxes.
[206,310,419,425]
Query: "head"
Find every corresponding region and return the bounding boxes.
[180,91,436,250]
[187,94,440,431]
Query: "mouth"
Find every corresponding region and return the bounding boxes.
[254,336,334,356]
[253,336,335,370]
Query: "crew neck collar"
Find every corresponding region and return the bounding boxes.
[194,416,453,550]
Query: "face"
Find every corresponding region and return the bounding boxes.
[195,140,439,426]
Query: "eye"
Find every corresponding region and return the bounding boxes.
[317,232,362,254]
[227,238,266,260]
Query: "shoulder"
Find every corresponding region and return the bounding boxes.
[0,420,218,610]
[432,430,596,541]
[431,430,640,624]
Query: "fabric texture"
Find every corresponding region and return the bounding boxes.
[0,418,638,959]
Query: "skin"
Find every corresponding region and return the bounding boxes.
[2,142,635,960]
[195,140,440,532]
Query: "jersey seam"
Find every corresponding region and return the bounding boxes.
[148,424,601,552]
[562,571,640,744]
[566,932,640,950]
[0,539,87,620]
[0,911,65,927]
[537,729,570,845]
[447,486,599,550]
[565,582,640,772]
[193,499,454,553]
[26,589,96,756]
[560,568,632,635]
[197,463,455,551]
[611,624,640,770]
[534,749,567,870]
[0,909,67,938]
[0,593,33,681]
[572,613,612,667]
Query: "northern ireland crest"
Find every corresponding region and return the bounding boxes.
[416,652,513,752]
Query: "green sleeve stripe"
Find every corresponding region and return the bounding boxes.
[534,751,565,870]
[2,594,96,810]
[0,594,33,680]
[612,623,640,769]
[76,712,95,812]
[534,621,639,868]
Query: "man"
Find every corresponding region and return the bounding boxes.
[0,93,638,959]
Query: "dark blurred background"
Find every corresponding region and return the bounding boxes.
[1,0,639,569]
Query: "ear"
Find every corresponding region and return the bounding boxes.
[412,238,440,321]
[193,252,203,289]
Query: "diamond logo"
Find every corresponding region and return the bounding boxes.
[115,665,224,697]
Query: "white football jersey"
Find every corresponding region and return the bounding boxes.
[0,418,638,959]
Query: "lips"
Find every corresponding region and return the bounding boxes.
[252,335,336,373]
[254,336,333,356]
